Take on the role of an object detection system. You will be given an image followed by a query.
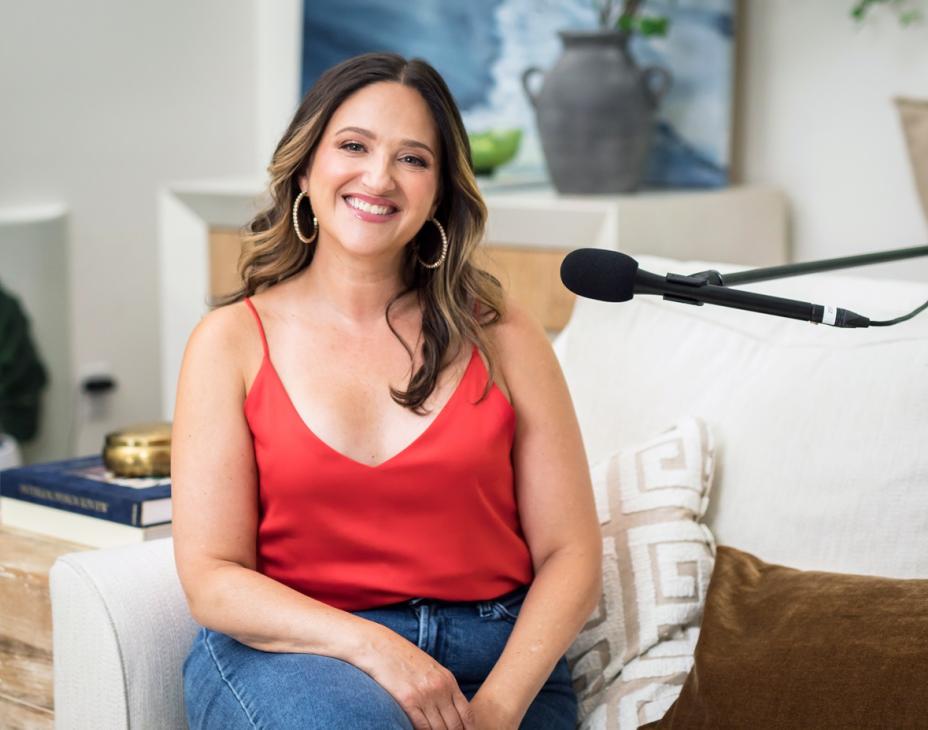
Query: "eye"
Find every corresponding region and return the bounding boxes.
[401,155,428,168]
[340,141,366,153]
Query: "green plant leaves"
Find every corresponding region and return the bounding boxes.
[616,14,670,37]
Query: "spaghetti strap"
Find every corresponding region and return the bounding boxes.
[243,297,270,358]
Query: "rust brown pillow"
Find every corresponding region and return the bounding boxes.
[643,545,928,729]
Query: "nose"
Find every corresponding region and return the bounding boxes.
[360,150,396,194]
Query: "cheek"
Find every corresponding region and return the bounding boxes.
[408,172,440,210]
[309,150,353,189]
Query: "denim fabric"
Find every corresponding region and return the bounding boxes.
[183,583,578,729]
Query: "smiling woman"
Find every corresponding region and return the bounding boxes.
[303,85,441,263]
[172,52,601,730]
[214,54,496,412]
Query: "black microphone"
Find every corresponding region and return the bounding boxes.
[560,248,871,328]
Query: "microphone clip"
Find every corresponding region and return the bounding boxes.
[661,271,720,306]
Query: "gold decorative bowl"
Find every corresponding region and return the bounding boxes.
[103,421,172,478]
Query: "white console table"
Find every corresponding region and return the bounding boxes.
[481,184,788,265]
[158,181,790,419]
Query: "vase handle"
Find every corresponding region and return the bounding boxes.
[521,66,545,109]
[642,66,673,107]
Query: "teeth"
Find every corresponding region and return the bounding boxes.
[345,196,395,216]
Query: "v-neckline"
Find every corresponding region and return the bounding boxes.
[258,346,479,470]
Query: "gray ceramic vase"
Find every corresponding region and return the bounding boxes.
[523,30,672,194]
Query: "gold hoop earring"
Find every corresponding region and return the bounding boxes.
[416,217,448,269]
[292,190,318,244]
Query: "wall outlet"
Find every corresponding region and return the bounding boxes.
[77,361,117,406]
[70,362,118,454]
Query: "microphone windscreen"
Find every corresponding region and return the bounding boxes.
[560,248,638,302]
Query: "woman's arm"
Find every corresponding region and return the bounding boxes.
[171,303,380,659]
[475,296,603,728]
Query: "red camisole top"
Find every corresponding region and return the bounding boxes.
[242,297,535,611]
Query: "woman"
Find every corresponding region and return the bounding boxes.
[174,52,601,730]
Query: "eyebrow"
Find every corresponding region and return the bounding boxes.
[335,126,435,157]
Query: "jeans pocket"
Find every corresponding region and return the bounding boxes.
[490,583,530,623]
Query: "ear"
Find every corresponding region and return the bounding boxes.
[298,149,318,194]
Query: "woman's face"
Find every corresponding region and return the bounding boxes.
[301,81,441,266]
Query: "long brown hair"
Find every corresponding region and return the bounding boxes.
[213,52,503,412]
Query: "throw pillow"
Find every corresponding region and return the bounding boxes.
[567,417,716,722]
[580,626,699,730]
[644,545,928,729]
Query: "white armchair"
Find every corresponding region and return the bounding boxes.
[50,254,928,729]
[49,538,196,729]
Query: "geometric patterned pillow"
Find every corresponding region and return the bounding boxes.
[579,626,699,730]
[566,417,716,722]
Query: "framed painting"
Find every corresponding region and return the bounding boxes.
[301,0,736,189]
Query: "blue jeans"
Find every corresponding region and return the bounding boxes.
[183,583,577,729]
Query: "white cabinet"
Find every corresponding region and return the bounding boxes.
[481,184,789,266]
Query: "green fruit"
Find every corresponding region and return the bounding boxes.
[468,128,523,176]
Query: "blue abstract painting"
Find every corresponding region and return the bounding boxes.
[301,0,735,189]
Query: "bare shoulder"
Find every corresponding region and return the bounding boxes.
[187,299,254,353]
[181,299,260,394]
[491,292,548,345]
[484,292,558,405]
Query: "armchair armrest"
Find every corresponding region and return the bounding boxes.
[49,537,198,730]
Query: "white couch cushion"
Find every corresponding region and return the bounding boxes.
[556,255,928,579]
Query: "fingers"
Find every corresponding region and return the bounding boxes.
[435,691,472,730]
[413,694,471,730]
[366,631,474,730]
[404,675,472,730]
[453,690,476,730]
[406,705,432,730]
[422,700,450,729]
[421,671,466,730]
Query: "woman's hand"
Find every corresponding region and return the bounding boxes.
[354,623,475,729]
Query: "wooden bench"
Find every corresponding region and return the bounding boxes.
[0,524,88,728]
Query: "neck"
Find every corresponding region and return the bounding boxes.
[297,238,412,326]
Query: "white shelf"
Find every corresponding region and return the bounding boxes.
[0,203,68,226]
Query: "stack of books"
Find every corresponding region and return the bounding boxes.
[0,455,171,548]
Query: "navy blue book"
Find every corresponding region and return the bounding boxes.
[0,454,171,527]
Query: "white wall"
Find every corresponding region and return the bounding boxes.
[737,0,928,282]
[3,0,926,461]
[255,0,303,171]
[0,1,258,458]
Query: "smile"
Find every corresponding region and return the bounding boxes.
[343,195,398,216]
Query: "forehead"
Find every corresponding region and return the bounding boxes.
[326,81,438,148]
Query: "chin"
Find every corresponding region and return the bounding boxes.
[330,238,406,262]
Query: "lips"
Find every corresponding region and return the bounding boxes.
[342,194,399,216]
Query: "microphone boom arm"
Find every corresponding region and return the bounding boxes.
[686,245,928,288]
